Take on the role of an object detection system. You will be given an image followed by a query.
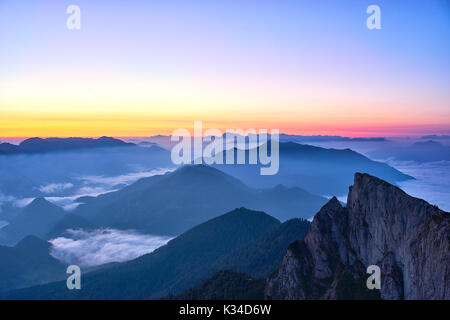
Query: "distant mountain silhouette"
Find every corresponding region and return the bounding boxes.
[0,198,65,245]
[256,185,326,221]
[75,165,327,234]
[0,137,134,155]
[138,141,159,147]
[141,134,388,151]
[4,207,280,299]
[369,140,450,162]
[0,142,19,154]
[279,134,387,143]
[0,235,66,292]
[45,213,97,240]
[210,142,412,195]
[421,135,450,140]
[0,142,173,198]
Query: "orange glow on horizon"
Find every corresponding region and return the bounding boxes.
[1,118,448,139]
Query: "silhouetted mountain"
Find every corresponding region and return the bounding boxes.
[3,137,134,154]
[0,198,65,245]
[4,208,280,299]
[421,135,450,140]
[211,142,411,195]
[141,134,388,151]
[168,270,265,300]
[210,218,310,278]
[369,140,450,162]
[0,235,66,292]
[75,165,326,234]
[0,143,173,199]
[266,173,449,300]
[0,143,19,154]
[279,134,387,143]
[45,213,97,239]
[158,217,311,296]
[145,135,173,149]
[255,186,325,221]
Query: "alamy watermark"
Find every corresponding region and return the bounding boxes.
[170,121,279,175]
[367,5,381,30]
[66,265,81,290]
[366,265,381,290]
[66,5,81,30]
[64,5,381,33]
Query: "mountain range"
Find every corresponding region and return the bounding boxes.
[1,163,326,246]
[3,208,283,299]
[369,140,450,162]
[0,137,134,155]
[210,142,412,195]
[45,213,97,240]
[0,140,173,199]
[0,137,411,202]
[139,134,388,150]
[421,135,450,140]
[0,198,65,246]
[1,173,448,300]
[74,164,326,235]
[0,235,66,292]
[278,134,387,143]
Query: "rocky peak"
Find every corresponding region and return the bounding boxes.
[265,173,449,300]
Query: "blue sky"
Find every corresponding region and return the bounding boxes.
[0,0,449,137]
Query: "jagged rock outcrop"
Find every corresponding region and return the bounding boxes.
[265,173,449,300]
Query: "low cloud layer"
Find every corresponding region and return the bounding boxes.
[0,193,34,214]
[391,160,450,212]
[49,229,172,267]
[0,168,176,212]
[79,168,174,187]
[46,168,175,210]
[45,187,118,211]
[38,183,74,194]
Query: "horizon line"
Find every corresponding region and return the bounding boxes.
[1,133,448,141]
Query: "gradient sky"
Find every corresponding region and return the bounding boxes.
[0,0,449,137]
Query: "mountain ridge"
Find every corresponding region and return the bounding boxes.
[2,207,281,299]
[209,141,412,195]
[265,173,449,300]
[0,136,134,155]
[0,235,67,292]
[75,164,327,234]
[0,198,65,245]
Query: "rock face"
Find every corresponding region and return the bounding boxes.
[265,173,449,300]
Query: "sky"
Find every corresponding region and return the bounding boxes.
[0,0,449,138]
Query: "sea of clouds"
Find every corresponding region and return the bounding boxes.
[392,160,450,212]
[0,168,175,212]
[49,229,172,267]
[45,168,174,210]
